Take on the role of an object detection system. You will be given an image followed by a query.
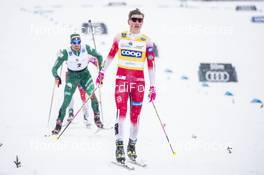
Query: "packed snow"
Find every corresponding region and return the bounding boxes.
[0,0,264,174]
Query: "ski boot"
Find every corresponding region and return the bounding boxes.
[127,139,137,161]
[94,113,103,128]
[52,119,62,135]
[67,108,74,122]
[116,140,126,163]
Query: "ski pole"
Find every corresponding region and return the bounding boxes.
[88,19,104,122]
[56,86,99,140]
[152,101,176,156]
[47,65,63,127]
[88,20,97,51]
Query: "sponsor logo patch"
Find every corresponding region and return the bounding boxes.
[121,49,142,58]
[147,47,153,53]
[132,101,142,106]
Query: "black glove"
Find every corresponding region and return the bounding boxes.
[55,76,61,87]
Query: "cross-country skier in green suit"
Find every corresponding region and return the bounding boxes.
[51,33,104,135]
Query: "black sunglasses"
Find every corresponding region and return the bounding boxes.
[131,17,143,23]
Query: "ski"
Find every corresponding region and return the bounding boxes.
[94,126,113,134]
[0,143,3,147]
[44,133,58,139]
[84,123,92,129]
[44,134,51,137]
[44,133,57,137]
[128,159,147,167]
[111,161,135,170]
[44,126,113,138]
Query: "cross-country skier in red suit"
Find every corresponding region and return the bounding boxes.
[96,9,156,163]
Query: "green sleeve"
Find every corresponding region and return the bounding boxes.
[85,44,103,70]
[52,49,68,77]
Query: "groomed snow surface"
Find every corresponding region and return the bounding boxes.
[0,0,264,174]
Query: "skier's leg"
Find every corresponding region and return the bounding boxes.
[58,81,78,122]
[80,73,103,128]
[66,71,74,120]
[114,79,129,141]
[78,84,87,102]
[52,78,78,134]
[67,97,74,121]
[129,81,145,140]
[114,79,129,163]
[78,85,90,127]
[68,98,74,114]
[127,81,145,160]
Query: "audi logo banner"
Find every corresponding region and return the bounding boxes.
[198,63,238,82]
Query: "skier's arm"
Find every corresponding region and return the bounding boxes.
[85,45,103,70]
[95,36,119,85]
[146,41,155,87]
[52,49,67,78]
[146,40,156,102]
[100,36,119,73]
